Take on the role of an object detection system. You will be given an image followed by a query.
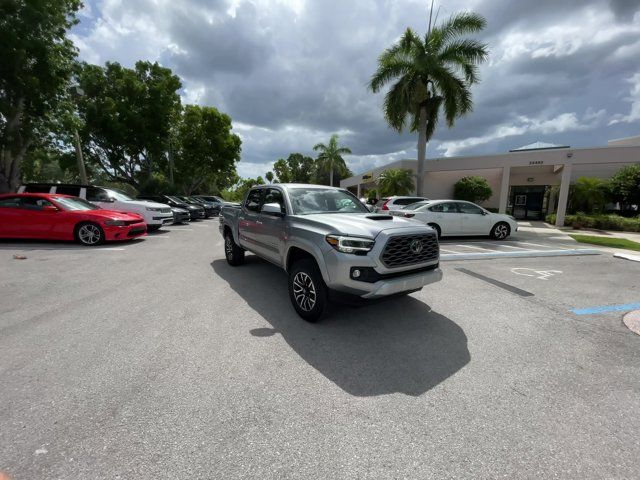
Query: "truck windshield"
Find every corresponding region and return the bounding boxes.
[288,188,368,215]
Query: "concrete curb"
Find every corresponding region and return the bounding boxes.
[440,248,601,262]
[613,252,640,263]
[623,310,640,336]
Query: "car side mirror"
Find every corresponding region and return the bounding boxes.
[482,210,489,215]
[42,205,59,213]
[261,203,285,217]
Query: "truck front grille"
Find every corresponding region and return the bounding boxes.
[380,233,439,268]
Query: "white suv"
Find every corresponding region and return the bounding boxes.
[375,196,429,212]
[19,183,174,231]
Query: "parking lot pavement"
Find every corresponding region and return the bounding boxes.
[439,237,601,260]
[1,220,639,479]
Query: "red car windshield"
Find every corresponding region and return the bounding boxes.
[53,196,100,211]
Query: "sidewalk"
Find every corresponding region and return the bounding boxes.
[516,221,640,259]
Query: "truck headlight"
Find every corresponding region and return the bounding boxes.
[104,219,125,226]
[326,235,374,254]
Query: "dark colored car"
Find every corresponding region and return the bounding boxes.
[177,196,218,218]
[137,195,206,221]
[170,207,190,224]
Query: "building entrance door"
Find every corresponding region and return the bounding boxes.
[509,186,547,220]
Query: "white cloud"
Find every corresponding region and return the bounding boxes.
[609,72,640,125]
[436,111,604,157]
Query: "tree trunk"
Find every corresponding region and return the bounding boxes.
[74,128,88,184]
[416,105,428,197]
[329,167,334,187]
[0,97,27,193]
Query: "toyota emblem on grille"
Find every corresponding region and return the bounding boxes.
[410,239,423,254]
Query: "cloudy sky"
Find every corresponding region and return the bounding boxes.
[71,0,640,179]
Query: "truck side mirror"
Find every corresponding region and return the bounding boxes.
[261,203,285,217]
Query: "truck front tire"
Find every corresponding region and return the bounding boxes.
[288,259,327,322]
[224,231,245,266]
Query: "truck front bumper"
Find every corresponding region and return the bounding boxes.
[360,267,442,298]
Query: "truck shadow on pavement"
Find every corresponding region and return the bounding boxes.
[211,257,470,397]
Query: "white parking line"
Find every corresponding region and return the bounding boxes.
[516,241,575,250]
[439,248,463,254]
[454,244,498,252]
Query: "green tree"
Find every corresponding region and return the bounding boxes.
[313,134,352,186]
[609,164,640,212]
[369,11,488,196]
[265,171,274,183]
[0,0,82,192]
[453,176,492,203]
[570,177,609,213]
[174,104,241,194]
[377,168,415,196]
[75,61,182,187]
[272,153,315,183]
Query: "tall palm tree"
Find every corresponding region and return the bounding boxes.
[313,134,352,187]
[377,168,415,196]
[370,10,488,196]
[265,171,274,183]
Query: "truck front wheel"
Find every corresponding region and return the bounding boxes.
[224,231,245,266]
[288,259,327,322]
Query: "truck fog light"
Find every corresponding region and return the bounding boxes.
[352,269,361,278]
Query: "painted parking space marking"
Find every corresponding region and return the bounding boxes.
[516,241,575,250]
[454,244,496,252]
[571,302,640,315]
[439,248,462,254]
[455,267,534,297]
[440,248,601,261]
[511,268,562,280]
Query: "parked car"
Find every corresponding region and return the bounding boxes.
[390,200,518,239]
[0,193,147,246]
[375,196,429,212]
[19,183,173,231]
[137,194,206,221]
[169,206,190,224]
[220,184,442,322]
[176,196,218,217]
[194,195,225,206]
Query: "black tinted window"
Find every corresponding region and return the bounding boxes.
[0,196,20,208]
[429,202,458,213]
[19,197,55,210]
[24,184,53,193]
[395,198,422,206]
[245,189,262,212]
[457,202,484,214]
[55,186,81,196]
[86,187,110,202]
[263,188,285,213]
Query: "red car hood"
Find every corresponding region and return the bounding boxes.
[72,209,144,222]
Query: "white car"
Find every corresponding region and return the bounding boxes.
[19,183,174,231]
[375,195,429,212]
[391,199,518,239]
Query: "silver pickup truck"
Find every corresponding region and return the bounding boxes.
[219,184,442,321]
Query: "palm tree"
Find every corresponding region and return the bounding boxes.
[265,171,274,183]
[377,168,415,196]
[571,177,609,213]
[369,10,488,196]
[313,134,352,187]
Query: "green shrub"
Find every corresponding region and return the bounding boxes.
[546,213,640,232]
[453,176,492,203]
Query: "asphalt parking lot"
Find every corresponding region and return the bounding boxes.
[1,221,639,479]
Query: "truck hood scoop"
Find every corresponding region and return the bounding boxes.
[365,214,393,220]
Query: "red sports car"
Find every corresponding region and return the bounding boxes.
[0,193,147,246]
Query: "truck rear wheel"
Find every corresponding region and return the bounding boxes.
[224,231,245,266]
[288,259,327,322]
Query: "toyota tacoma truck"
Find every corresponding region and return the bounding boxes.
[219,184,442,322]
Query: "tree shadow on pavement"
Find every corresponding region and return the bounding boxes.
[211,257,470,397]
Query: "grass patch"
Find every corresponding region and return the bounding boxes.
[569,234,640,251]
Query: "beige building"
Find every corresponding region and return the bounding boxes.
[341,135,640,227]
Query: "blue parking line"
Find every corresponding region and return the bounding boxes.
[572,302,640,315]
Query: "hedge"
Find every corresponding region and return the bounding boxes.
[545,213,640,232]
